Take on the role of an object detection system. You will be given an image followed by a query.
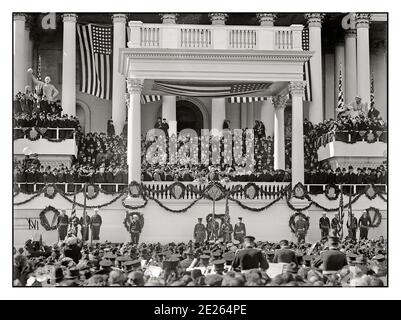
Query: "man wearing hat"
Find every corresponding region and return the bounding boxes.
[79,212,91,243]
[89,208,102,243]
[313,236,347,275]
[219,216,233,243]
[273,240,298,265]
[56,209,69,241]
[68,211,80,237]
[193,218,206,245]
[231,236,269,272]
[234,217,246,243]
[206,216,220,241]
[128,214,142,244]
[346,212,358,241]
[358,211,372,240]
[319,212,331,239]
[294,215,309,244]
[331,213,341,238]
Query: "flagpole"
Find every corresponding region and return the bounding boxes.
[82,183,88,243]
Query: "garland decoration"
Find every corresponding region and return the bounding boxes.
[123,211,144,232]
[289,211,310,234]
[229,194,283,212]
[14,191,43,205]
[366,207,382,228]
[291,182,308,200]
[324,184,340,200]
[57,190,126,209]
[128,181,143,198]
[85,184,99,200]
[39,205,60,231]
[44,184,57,199]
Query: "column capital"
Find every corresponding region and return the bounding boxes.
[208,13,228,25]
[256,13,277,26]
[13,13,27,22]
[112,14,128,24]
[289,81,306,96]
[159,13,179,24]
[345,28,357,38]
[305,13,325,27]
[127,79,144,94]
[355,13,371,28]
[62,13,78,23]
[271,95,288,109]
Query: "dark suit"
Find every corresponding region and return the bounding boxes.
[319,217,331,238]
[272,248,298,265]
[313,249,347,272]
[232,248,269,271]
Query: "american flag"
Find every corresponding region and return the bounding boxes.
[77,24,113,100]
[370,73,375,107]
[36,55,42,81]
[338,188,344,239]
[302,28,312,101]
[140,95,162,104]
[337,65,345,110]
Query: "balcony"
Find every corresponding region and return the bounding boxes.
[128,22,304,51]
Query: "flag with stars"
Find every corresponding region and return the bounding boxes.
[302,27,312,102]
[370,73,375,107]
[77,24,113,100]
[337,65,345,110]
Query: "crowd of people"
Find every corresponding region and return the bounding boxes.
[13,234,387,287]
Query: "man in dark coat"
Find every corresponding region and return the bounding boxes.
[331,213,341,238]
[294,215,309,244]
[313,236,347,275]
[272,240,298,265]
[89,208,102,243]
[56,209,69,241]
[206,217,219,241]
[358,211,372,240]
[347,212,358,241]
[233,217,246,243]
[128,214,142,244]
[319,212,331,239]
[219,217,233,243]
[231,236,269,272]
[79,213,91,242]
[193,218,206,245]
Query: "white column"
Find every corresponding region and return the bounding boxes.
[111,14,127,135]
[305,13,324,124]
[162,95,177,136]
[159,14,179,49]
[211,97,226,134]
[127,79,144,183]
[24,16,33,88]
[345,29,357,103]
[289,81,306,187]
[13,14,26,95]
[356,13,372,105]
[247,102,255,128]
[260,98,274,137]
[61,14,77,116]
[240,103,247,128]
[272,95,287,170]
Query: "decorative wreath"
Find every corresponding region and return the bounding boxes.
[244,183,259,200]
[128,181,143,198]
[44,184,57,199]
[324,184,340,200]
[364,185,377,200]
[289,211,310,234]
[123,211,144,232]
[366,207,382,228]
[26,127,41,141]
[13,184,20,197]
[291,182,307,200]
[170,182,186,200]
[85,184,99,200]
[39,205,60,231]
[205,183,226,201]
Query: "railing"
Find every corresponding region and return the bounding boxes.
[15,182,387,200]
[274,28,294,50]
[314,130,387,149]
[140,25,160,47]
[180,27,212,48]
[13,127,76,140]
[228,28,257,49]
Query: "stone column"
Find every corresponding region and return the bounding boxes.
[260,98,274,137]
[272,95,288,170]
[111,14,127,135]
[61,13,77,116]
[256,13,277,26]
[208,13,228,25]
[24,15,33,87]
[305,13,324,124]
[127,79,144,183]
[162,95,177,136]
[160,13,179,24]
[247,102,255,129]
[289,81,306,187]
[345,28,357,103]
[211,97,226,135]
[13,14,27,95]
[356,13,372,105]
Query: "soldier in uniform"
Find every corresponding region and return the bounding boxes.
[358,211,372,240]
[331,213,341,238]
[79,213,91,242]
[219,217,233,243]
[346,212,358,241]
[294,215,309,244]
[89,208,102,243]
[206,217,219,241]
[129,214,142,244]
[233,217,246,243]
[193,218,207,245]
[231,236,269,272]
[56,209,69,241]
[68,211,80,237]
[319,212,331,239]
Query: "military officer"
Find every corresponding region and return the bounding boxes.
[129,214,142,244]
[193,218,206,244]
[233,217,246,243]
[319,212,331,239]
[56,209,69,241]
[331,213,341,237]
[358,211,372,240]
[89,208,102,243]
[206,217,219,241]
[219,217,233,243]
[346,212,358,241]
[294,215,309,244]
[231,236,269,272]
[312,236,348,275]
[79,213,91,242]
[68,211,80,237]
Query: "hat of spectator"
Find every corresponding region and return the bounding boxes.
[222,252,235,264]
[244,235,256,242]
[279,239,289,247]
[64,267,80,280]
[162,257,180,270]
[99,259,113,268]
[116,256,130,263]
[212,259,226,272]
[212,250,222,259]
[328,236,340,246]
[124,259,141,269]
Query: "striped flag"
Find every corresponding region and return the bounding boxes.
[228,96,269,104]
[302,28,312,101]
[77,24,113,100]
[370,73,375,107]
[140,95,162,105]
[337,65,345,110]
[37,55,42,81]
[338,188,344,240]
